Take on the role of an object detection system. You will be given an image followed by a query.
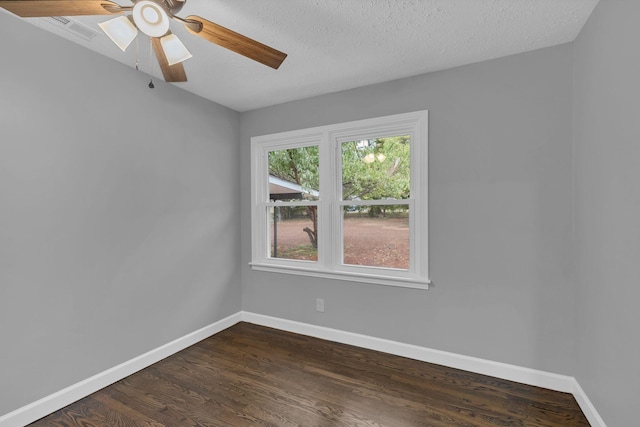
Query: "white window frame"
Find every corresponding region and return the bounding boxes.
[250,111,429,290]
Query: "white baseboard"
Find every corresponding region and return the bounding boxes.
[240,312,574,391]
[240,311,607,427]
[0,312,241,427]
[0,311,606,427]
[571,380,608,427]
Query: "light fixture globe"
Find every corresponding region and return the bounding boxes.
[132,0,170,38]
[99,16,138,51]
[161,34,192,65]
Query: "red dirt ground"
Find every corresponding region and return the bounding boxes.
[270,216,409,269]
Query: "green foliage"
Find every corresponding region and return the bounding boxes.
[268,145,319,198]
[342,135,410,201]
[267,136,410,201]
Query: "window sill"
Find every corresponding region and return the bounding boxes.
[249,262,430,290]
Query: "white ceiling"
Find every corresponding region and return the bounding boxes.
[5,0,599,112]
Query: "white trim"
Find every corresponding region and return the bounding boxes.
[0,311,606,427]
[265,200,319,207]
[249,262,430,289]
[241,312,572,391]
[240,311,607,427]
[0,313,241,427]
[250,111,430,287]
[572,380,608,427]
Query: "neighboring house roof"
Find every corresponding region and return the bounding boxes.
[269,175,319,198]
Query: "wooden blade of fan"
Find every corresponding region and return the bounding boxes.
[0,0,125,17]
[151,35,188,83]
[183,15,287,69]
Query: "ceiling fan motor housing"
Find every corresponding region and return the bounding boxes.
[132,0,185,15]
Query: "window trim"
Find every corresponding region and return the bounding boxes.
[250,111,430,290]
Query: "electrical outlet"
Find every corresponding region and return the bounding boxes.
[316,298,325,313]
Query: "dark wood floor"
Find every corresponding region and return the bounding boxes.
[29,322,589,426]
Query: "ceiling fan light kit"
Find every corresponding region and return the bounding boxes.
[98,15,137,51]
[0,0,287,83]
[160,33,192,65]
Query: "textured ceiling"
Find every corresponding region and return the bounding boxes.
[3,0,599,112]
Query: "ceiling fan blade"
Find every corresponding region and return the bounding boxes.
[152,35,188,83]
[183,15,287,70]
[0,0,125,17]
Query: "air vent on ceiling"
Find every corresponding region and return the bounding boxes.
[42,16,100,42]
[49,16,70,25]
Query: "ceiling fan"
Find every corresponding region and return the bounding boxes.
[0,0,288,82]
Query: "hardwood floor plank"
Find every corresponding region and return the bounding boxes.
[108,382,203,426]
[28,322,589,426]
[90,393,164,427]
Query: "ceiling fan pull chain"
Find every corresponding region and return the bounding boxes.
[135,36,139,71]
[148,37,154,89]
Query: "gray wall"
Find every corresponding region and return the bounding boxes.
[240,44,576,375]
[573,0,640,425]
[0,14,241,416]
[4,1,637,424]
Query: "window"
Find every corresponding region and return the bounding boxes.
[250,111,429,289]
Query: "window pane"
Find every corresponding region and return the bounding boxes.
[269,146,319,201]
[269,206,318,261]
[343,205,409,270]
[341,136,410,201]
